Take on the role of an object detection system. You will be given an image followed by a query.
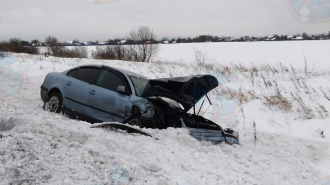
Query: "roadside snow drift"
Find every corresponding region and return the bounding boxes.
[1,41,330,185]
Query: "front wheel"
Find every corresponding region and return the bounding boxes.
[125,115,143,128]
[46,92,62,113]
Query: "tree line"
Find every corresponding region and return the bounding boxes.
[0,26,159,62]
[1,28,330,61]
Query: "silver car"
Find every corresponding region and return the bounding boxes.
[40,65,239,144]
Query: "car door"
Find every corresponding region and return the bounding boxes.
[84,68,132,123]
[64,67,100,119]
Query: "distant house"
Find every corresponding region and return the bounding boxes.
[224,37,231,42]
[294,36,303,40]
[36,42,46,46]
[118,40,126,44]
[287,35,293,40]
[83,41,92,45]
[163,40,169,44]
[249,37,258,41]
[89,41,98,45]
[32,43,43,46]
[65,41,73,45]
[98,42,109,45]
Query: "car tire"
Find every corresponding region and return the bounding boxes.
[125,115,143,128]
[46,92,62,113]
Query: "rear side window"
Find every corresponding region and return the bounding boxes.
[66,69,78,77]
[96,69,131,94]
[74,67,99,84]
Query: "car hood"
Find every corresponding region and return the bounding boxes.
[141,75,219,112]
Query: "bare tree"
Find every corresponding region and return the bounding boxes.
[45,36,64,56]
[0,38,38,54]
[127,26,159,62]
[31,39,40,46]
[73,39,80,44]
[193,48,208,66]
[92,45,128,60]
[69,46,88,58]
[44,36,87,58]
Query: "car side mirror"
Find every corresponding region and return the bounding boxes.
[117,85,126,93]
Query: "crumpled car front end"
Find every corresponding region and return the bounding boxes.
[132,74,240,144]
[145,96,239,144]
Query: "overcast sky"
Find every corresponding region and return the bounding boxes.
[0,0,330,42]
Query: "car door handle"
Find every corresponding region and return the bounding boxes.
[89,90,96,95]
[66,81,71,86]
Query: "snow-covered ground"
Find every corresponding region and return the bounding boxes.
[1,41,330,184]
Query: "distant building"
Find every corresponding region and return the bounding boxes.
[163,41,169,44]
[249,37,258,41]
[287,35,293,40]
[83,41,92,45]
[217,37,232,42]
[31,42,44,46]
[65,41,73,45]
[98,42,109,45]
[225,37,232,42]
[118,40,126,44]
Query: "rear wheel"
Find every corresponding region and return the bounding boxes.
[46,92,62,113]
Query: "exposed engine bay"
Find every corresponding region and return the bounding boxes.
[144,97,239,144]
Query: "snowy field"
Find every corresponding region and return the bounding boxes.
[1,41,330,185]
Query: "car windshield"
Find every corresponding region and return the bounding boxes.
[128,74,148,96]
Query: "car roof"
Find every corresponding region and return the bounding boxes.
[68,64,149,79]
[102,65,149,80]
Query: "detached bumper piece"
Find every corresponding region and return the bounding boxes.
[188,128,239,144]
[91,123,154,138]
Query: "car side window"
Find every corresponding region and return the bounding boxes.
[66,69,78,77]
[96,69,131,94]
[74,67,100,84]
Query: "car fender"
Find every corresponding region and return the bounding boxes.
[129,97,155,118]
[45,79,66,103]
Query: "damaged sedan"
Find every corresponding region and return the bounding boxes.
[40,65,239,144]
